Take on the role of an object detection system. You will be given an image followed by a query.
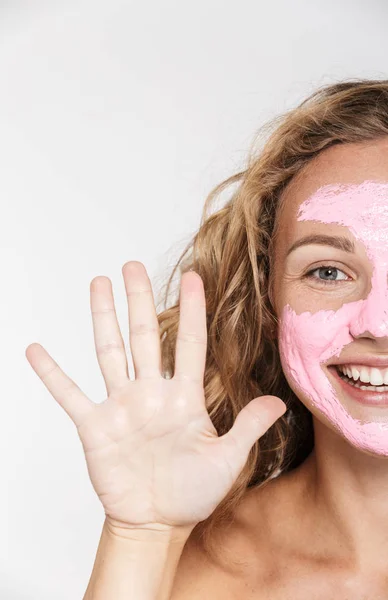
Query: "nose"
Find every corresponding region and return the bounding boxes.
[349,269,388,339]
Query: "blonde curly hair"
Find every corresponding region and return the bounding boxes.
[154,78,388,559]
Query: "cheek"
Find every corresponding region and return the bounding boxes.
[277,301,388,455]
[278,301,361,403]
[278,305,332,405]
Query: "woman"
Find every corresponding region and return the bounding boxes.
[25,79,388,598]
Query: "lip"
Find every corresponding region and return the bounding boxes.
[328,356,388,368]
[328,365,388,407]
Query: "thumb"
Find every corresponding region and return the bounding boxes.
[217,395,287,466]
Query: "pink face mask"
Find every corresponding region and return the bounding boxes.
[278,180,388,455]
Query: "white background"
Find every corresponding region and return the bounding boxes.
[2,0,388,597]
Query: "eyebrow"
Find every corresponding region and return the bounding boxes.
[286,234,355,257]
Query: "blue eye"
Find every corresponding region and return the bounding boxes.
[304,265,349,284]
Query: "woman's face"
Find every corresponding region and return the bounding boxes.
[271,138,388,456]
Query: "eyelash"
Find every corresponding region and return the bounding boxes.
[304,264,351,285]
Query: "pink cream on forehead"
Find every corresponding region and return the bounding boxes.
[279,180,388,454]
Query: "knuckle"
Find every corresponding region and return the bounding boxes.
[245,404,264,427]
[96,341,124,354]
[41,363,60,383]
[91,307,115,315]
[177,332,206,345]
[126,288,152,298]
[130,324,159,336]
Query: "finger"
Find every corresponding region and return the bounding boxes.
[90,276,130,393]
[173,271,207,384]
[218,395,287,464]
[122,261,162,380]
[25,343,95,428]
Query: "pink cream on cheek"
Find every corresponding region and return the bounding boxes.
[279,180,388,455]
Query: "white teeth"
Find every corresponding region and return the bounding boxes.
[370,368,384,386]
[336,364,388,385]
[359,367,370,384]
[346,380,388,392]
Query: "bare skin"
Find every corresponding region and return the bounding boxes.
[172,138,388,599]
[26,254,287,598]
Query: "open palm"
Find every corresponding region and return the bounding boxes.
[26,261,286,530]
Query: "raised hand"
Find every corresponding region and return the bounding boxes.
[25,261,286,531]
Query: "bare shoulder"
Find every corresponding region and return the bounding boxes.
[170,477,287,599]
[170,466,319,599]
[169,514,244,598]
[170,463,367,599]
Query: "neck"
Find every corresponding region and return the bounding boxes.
[299,416,388,573]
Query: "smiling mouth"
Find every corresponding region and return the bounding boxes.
[330,365,388,392]
[327,364,388,407]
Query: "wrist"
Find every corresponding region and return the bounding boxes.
[104,516,197,544]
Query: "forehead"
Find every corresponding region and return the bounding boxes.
[277,138,388,248]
